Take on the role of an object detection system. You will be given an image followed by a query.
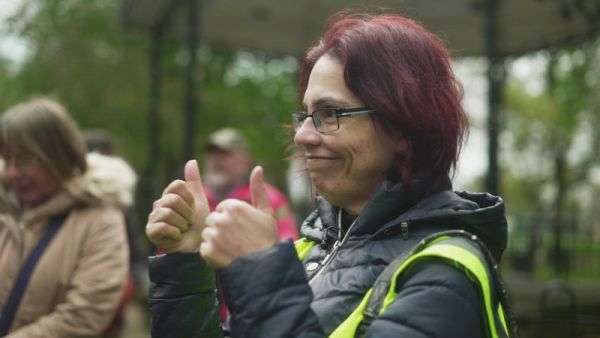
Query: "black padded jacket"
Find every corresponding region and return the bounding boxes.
[149,180,508,338]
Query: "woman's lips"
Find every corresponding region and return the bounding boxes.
[305,156,337,170]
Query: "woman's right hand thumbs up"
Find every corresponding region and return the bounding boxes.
[146,159,209,253]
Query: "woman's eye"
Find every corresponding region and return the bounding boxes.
[321,109,337,119]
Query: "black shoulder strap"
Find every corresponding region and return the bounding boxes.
[0,213,67,335]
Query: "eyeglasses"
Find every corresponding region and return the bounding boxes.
[291,107,375,134]
[4,153,39,170]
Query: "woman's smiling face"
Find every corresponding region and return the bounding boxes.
[294,54,402,215]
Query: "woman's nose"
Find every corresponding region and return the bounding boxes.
[293,117,321,147]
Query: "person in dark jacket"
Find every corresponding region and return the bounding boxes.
[145,12,515,338]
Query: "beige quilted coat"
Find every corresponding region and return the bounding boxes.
[0,153,134,337]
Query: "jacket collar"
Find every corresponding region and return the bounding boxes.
[300,177,508,261]
[300,176,439,245]
[20,189,75,229]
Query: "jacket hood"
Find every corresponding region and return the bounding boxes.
[391,189,508,261]
[301,179,508,262]
[0,152,137,215]
[66,152,137,208]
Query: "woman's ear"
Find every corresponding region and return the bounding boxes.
[395,138,408,153]
[387,128,408,154]
[378,121,408,155]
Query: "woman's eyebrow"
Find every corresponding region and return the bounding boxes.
[304,97,348,110]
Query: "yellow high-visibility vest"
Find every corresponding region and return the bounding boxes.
[295,232,511,338]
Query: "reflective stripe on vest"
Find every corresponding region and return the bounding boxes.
[295,238,316,260]
[295,236,509,338]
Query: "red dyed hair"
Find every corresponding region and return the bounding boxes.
[298,13,468,193]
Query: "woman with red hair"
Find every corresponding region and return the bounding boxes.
[145,13,517,338]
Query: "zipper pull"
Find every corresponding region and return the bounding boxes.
[332,240,341,250]
[401,222,409,240]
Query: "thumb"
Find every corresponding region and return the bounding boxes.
[250,166,273,214]
[184,159,205,202]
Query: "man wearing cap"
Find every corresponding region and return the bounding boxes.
[203,128,299,323]
[203,127,298,241]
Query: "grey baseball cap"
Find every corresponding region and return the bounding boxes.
[205,128,248,152]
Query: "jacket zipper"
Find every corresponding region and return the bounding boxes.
[308,209,358,284]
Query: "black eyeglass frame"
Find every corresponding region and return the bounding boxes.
[291,106,375,134]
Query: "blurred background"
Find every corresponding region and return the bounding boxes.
[1,1,600,337]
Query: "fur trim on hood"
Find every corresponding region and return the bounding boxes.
[66,152,137,207]
[0,153,138,212]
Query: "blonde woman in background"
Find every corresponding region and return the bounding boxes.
[0,98,129,337]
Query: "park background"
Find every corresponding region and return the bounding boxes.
[1,1,599,337]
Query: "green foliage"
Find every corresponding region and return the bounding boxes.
[0,0,301,200]
[503,40,600,207]
[502,39,600,280]
[501,170,547,215]
[2,0,150,169]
